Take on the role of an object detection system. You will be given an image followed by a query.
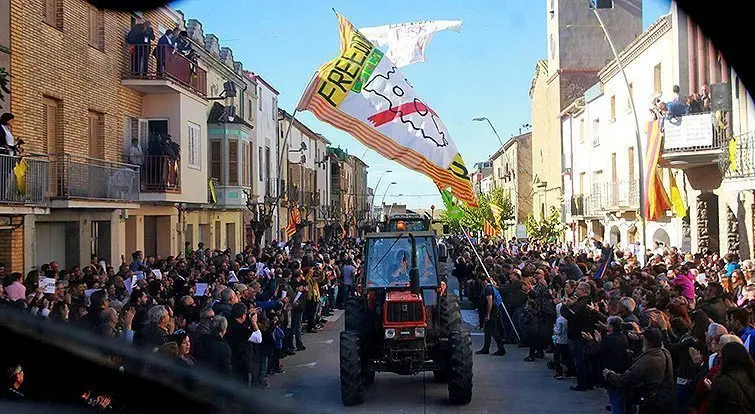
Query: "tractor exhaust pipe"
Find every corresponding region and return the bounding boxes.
[408,233,420,295]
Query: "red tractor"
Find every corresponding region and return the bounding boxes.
[339,229,473,406]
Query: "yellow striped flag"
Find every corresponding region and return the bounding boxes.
[286,207,300,239]
[297,13,477,207]
[668,170,686,218]
[644,120,671,221]
[489,203,503,229]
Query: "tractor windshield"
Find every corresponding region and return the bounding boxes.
[365,236,438,288]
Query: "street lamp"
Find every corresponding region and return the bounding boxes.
[473,117,504,147]
[381,181,397,207]
[590,0,647,261]
[373,170,393,203]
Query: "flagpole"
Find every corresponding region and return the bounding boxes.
[460,225,521,342]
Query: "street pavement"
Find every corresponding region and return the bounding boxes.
[258,276,609,413]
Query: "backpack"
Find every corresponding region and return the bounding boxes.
[487,283,503,308]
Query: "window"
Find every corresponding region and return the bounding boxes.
[626,83,633,112]
[579,119,585,144]
[88,111,104,159]
[88,5,104,50]
[187,122,201,169]
[549,34,555,59]
[44,0,61,29]
[579,172,586,195]
[258,147,264,181]
[628,147,635,181]
[257,86,263,111]
[272,97,277,122]
[228,140,239,186]
[210,141,221,182]
[247,99,253,121]
[653,63,662,95]
[592,119,600,147]
[43,97,60,155]
[264,146,271,184]
[609,95,616,121]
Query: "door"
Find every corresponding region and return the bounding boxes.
[214,221,222,250]
[199,224,210,246]
[226,223,236,254]
[144,216,158,257]
[91,220,111,263]
[185,223,194,249]
[611,153,618,205]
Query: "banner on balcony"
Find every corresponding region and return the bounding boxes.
[13,158,27,194]
[359,20,463,68]
[644,120,671,221]
[297,13,477,207]
[662,113,714,150]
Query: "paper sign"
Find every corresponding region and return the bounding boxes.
[124,276,137,295]
[228,271,238,284]
[293,292,303,303]
[135,271,145,280]
[280,290,288,300]
[84,289,102,298]
[40,278,57,294]
[152,269,163,280]
[99,261,107,274]
[194,283,208,297]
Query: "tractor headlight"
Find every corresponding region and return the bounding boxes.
[385,328,396,339]
[415,327,426,338]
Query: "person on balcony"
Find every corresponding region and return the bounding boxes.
[700,85,712,112]
[155,29,175,76]
[128,138,144,167]
[127,19,155,76]
[0,113,16,156]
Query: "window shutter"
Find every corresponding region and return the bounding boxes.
[228,140,238,186]
[210,141,221,182]
[44,0,57,27]
[88,6,98,47]
[137,119,149,149]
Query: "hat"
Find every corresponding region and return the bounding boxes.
[643,327,663,346]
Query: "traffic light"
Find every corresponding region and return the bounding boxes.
[591,0,614,9]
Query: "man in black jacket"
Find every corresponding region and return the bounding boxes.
[194,315,232,375]
[585,316,631,413]
[562,282,599,391]
[698,282,727,324]
[226,303,263,386]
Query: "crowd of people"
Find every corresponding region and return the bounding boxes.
[0,237,364,411]
[651,84,713,122]
[450,235,755,414]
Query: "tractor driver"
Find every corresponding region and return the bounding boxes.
[389,250,410,285]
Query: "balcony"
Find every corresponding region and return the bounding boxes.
[122,44,207,98]
[141,156,181,193]
[723,130,755,180]
[660,112,727,169]
[0,154,49,212]
[595,180,639,211]
[49,154,139,206]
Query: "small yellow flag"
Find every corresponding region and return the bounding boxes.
[13,158,28,195]
[729,137,738,173]
[668,170,686,218]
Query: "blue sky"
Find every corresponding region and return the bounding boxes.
[173,0,672,209]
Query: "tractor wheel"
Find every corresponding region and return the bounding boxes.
[340,330,364,406]
[438,294,462,338]
[448,330,473,405]
[345,296,366,332]
[362,369,376,386]
[432,370,449,383]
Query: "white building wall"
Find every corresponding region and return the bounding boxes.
[254,80,279,241]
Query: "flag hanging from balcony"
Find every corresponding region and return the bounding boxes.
[668,170,687,218]
[483,220,498,238]
[286,207,300,239]
[13,159,27,195]
[297,13,477,207]
[644,120,671,221]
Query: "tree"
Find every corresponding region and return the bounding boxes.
[524,206,566,243]
[439,187,515,236]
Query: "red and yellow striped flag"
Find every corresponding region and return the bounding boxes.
[644,120,671,221]
[286,207,300,239]
[483,220,498,238]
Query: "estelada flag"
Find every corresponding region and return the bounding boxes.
[286,207,300,239]
[643,120,671,221]
[298,13,477,207]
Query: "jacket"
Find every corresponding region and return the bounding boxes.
[670,272,695,301]
[606,346,675,407]
[709,370,755,414]
[212,301,233,319]
[225,319,254,378]
[698,296,727,324]
[561,296,598,341]
[553,316,569,345]
[194,334,232,375]
[587,331,630,373]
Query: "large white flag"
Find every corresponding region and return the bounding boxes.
[359,20,462,67]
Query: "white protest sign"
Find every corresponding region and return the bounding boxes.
[40,278,57,294]
[152,269,163,280]
[293,292,303,303]
[124,276,137,295]
[99,260,107,274]
[84,288,102,298]
[280,290,287,300]
[135,271,145,280]
[228,271,239,284]
[194,283,209,297]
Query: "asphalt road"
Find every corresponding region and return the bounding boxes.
[258,275,608,413]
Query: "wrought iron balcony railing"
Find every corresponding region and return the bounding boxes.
[49,154,139,202]
[0,154,49,206]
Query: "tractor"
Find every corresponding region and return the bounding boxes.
[339,219,473,406]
